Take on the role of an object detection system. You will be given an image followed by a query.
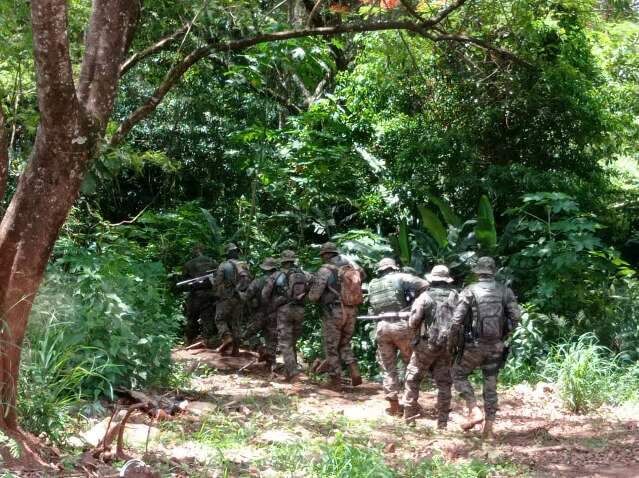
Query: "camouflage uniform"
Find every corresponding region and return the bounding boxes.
[210,243,250,353]
[368,258,429,403]
[262,251,309,379]
[403,265,458,427]
[449,257,521,432]
[308,242,365,388]
[241,258,278,364]
[182,252,217,345]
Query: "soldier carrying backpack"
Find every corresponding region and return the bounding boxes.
[308,242,366,392]
[262,250,310,381]
[209,243,252,355]
[447,256,521,438]
[402,265,458,428]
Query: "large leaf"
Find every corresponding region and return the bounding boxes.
[475,195,497,253]
[398,221,411,266]
[428,195,462,227]
[418,206,447,248]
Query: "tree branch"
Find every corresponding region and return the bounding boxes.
[77,0,141,127]
[30,0,79,130]
[111,8,529,146]
[0,106,8,201]
[120,24,189,76]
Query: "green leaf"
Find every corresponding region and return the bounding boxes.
[418,206,447,248]
[398,221,411,266]
[428,195,461,227]
[475,195,497,253]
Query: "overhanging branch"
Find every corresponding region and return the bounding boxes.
[120,24,189,76]
[111,9,530,146]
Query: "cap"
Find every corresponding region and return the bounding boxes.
[473,256,496,275]
[376,257,399,273]
[319,242,339,255]
[280,250,297,263]
[260,257,278,271]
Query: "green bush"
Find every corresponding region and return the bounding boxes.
[312,433,394,478]
[541,334,618,413]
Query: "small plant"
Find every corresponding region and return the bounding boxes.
[541,333,618,413]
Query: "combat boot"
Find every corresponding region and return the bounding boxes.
[437,417,448,430]
[482,418,495,439]
[403,406,420,425]
[386,399,403,417]
[214,335,233,354]
[326,375,343,392]
[461,405,484,431]
[349,362,362,387]
[230,342,240,357]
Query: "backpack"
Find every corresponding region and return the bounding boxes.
[368,274,405,313]
[338,264,363,306]
[466,282,508,341]
[427,290,459,348]
[287,270,309,304]
[220,260,251,297]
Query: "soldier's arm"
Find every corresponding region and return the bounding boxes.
[240,278,258,302]
[307,268,329,303]
[400,274,429,297]
[504,287,522,331]
[448,289,472,338]
[209,264,224,290]
[408,293,434,330]
[261,273,276,303]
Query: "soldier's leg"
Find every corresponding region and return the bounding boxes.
[481,343,503,425]
[452,344,483,409]
[376,325,402,402]
[184,298,200,345]
[431,354,453,429]
[402,342,432,418]
[337,306,357,366]
[228,297,243,355]
[200,303,217,347]
[322,305,344,380]
[214,300,234,352]
[290,305,305,363]
[263,311,278,364]
[277,305,299,379]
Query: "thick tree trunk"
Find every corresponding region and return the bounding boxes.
[0,0,139,454]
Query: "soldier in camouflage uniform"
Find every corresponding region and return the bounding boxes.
[262,250,310,381]
[182,245,218,345]
[402,265,458,428]
[210,243,251,355]
[240,257,279,369]
[308,242,365,392]
[368,258,428,415]
[449,257,521,438]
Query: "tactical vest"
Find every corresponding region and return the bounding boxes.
[429,285,455,306]
[275,269,308,305]
[368,273,406,314]
[468,280,507,341]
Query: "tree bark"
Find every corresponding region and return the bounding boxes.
[0,0,139,441]
[0,107,8,202]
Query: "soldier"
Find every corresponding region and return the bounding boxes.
[367,258,428,415]
[262,250,310,381]
[308,242,365,391]
[402,265,458,428]
[448,257,521,438]
[182,245,218,345]
[240,257,279,370]
[210,243,251,355]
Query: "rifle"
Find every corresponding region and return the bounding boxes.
[176,270,215,291]
[357,311,410,321]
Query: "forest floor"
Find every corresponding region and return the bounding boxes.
[14,348,639,478]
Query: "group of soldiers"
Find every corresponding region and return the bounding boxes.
[180,242,520,437]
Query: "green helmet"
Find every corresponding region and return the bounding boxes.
[319,242,339,255]
[224,243,239,254]
[376,257,399,273]
[280,250,297,263]
[473,256,496,276]
[260,257,278,271]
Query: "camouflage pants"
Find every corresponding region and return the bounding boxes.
[321,304,357,379]
[277,303,305,378]
[215,296,242,344]
[243,309,278,360]
[403,340,452,425]
[185,292,216,345]
[452,341,504,420]
[375,319,413,401]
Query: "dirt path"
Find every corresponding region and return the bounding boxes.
[164,348,639,477]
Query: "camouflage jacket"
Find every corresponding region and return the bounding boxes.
[307,255,365,305]
[367,272,429,315]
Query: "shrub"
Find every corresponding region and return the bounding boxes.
[541,333,618,413]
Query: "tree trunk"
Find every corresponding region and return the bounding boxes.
[0,0,139,460]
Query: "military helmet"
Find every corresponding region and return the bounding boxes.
[426,264,454,284]
[260,257,278,271]
[376,257,399,273]
[473,256,497,275]
[280,250,297,263]
[319,242,339,255]
[224,243,239,254]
